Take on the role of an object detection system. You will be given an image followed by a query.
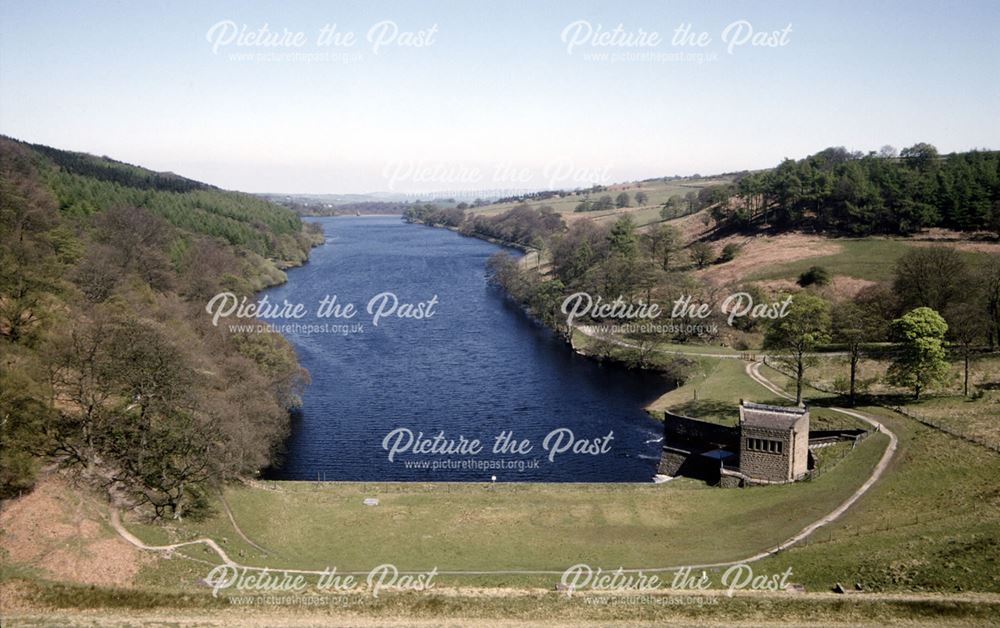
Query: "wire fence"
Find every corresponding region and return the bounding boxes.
[803,436,867,482]
[759,358,1000,455]
[887,406,1000,455]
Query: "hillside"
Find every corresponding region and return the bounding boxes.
[412,145,998,246]
[407,145,999,298]
[0,137,323,511]
[449,147,1000,435]
[4,137,321,279]
[465,176,734,226]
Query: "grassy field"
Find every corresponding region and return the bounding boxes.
[773,351,999,396]
[5,400,999,624]
[747,238,992,283]
[7,581,999,626]
[774,352,1000,448]
[573,327,870,432]
[747,239,915,283]
[899,393,1000,450]
[745,360,1000,592]
[117,400,1000,599]
[126,431,887,583]
[647,357,785,423]
[754,406,1000,593]
[571,327,777,424]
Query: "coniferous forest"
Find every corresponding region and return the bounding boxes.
[710,145,1000,235]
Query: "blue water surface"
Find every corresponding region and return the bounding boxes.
[262,216,668,481]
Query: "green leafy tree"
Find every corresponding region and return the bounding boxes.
[893,247,970,313]
[684,191,698,213]
[689,241,714,269]
[594,195,615,211]
[832,286,891,405]
[764,293,832,404]
[529,278,568,337]
[0,137,314,512]
[645,224,682,271]
[729,284,767,333]
[660,195,682,220]
[607,215,638,259]
[615,192,631,208]
[0,145,64,345]
[0,350,51,497]
[705,145,998,236]
[944,301,989,396]
[887,307,950,400]
[900,142,940,172]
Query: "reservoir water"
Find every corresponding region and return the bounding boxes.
[263,216,668,481]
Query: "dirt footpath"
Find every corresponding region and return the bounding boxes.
[0,477,151,587]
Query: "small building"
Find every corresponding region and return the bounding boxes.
[736,400,810,483]
[658,399,825,486]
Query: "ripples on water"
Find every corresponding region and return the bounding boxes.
[262,216,668,481]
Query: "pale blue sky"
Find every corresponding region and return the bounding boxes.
[1,0,998,194]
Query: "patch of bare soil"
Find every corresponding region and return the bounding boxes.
[824,276,879,300]
[667,208,716,242]
[754,279,799,296]
[0,475,151,587]
[696,233,842,287]
[914,227,998,241]
[898,228,1000,253]
[0,579,36,613]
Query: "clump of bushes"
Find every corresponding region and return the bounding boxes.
[798,265,830,287]
[717,243,739,263]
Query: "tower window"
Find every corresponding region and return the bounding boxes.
[747,438,783,454]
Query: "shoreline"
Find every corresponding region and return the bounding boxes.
[406,217,677,421]
[258,217,671,484]
[404,217,536,253]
